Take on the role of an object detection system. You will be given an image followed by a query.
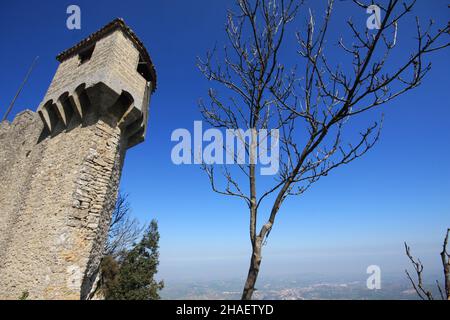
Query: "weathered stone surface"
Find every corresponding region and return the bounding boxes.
[0,18,155,300]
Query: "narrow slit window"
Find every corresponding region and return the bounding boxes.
[137,55,152,82]
[78,45,95,65]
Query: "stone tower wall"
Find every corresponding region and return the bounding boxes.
[42,30,148,116]
[0,109,126,299]
[0,19,155,299]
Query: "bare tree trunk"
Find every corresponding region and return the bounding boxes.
[441,228,450,300]
[444,262,450,300]
[242,238,262,300]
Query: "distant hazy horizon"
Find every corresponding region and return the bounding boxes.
[160,270,444,300]
[157,239,444,282]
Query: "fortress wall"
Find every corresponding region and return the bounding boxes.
[0,110,126,299]
[0,111,45,271]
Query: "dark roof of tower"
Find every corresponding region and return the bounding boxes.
[56,18,157,91]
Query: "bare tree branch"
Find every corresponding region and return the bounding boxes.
[405,228,450,300]
[404,242,434,300]
[105,192,145,258]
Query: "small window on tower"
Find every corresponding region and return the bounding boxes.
[78,45,95,65]
[137,54,152,82]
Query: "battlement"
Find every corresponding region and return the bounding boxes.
[37,18,156,149]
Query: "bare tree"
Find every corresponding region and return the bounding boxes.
[198,0,449,300]
[405,228,450,300]
[105,192,145,258]
[89,192,145,299]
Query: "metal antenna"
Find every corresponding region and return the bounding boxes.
[2,56,39,122]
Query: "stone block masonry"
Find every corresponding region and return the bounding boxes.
[0,18,156,299]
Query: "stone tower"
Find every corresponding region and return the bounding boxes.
[0,18,156,299]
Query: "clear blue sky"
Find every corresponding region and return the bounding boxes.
[0,1,449,283]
